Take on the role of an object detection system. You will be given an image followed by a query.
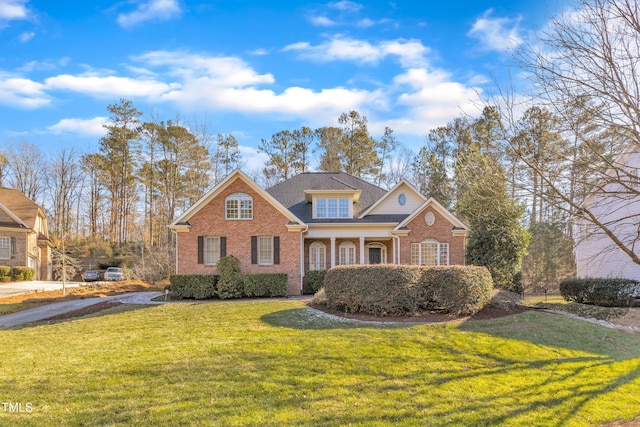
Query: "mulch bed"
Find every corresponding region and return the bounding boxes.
[307,301,534,324]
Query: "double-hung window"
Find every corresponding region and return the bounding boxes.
[258,236,273,265]
[205,237,220,265]
[226,193,253,220]
[0,237,10,260]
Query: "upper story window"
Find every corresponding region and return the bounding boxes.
[225,193,253,220]
[316,198,350,218]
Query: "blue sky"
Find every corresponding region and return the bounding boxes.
[0,0,565,170]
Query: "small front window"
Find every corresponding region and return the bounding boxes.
[258,236,273,265]
[226,193,253,220]
[0,237,10,259]
[205,237,220,265]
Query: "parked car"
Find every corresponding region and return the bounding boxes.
[104,267,124,281]
[81,270,100,282]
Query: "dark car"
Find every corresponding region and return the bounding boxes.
[104,267,124,281]
[81,270,100,282]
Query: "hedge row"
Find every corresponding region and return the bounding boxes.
[169,275,219,299]
[0,265,35,282]
[170,272,288,299]
[559,277,640,307]
[244,273,288,297]
[306,270,326,294]
[323,265,493,316]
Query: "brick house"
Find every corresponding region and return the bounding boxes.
[0,188,53,280]
[169,170,469,295]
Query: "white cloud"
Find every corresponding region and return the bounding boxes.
[44,73,180,97]
[19,31,34,42]
[117,0,181,28]
[283,36,429,68]
[46,117,107,137]
[468,9,523,52]
[308,15,336,27]
[0,0,29,21]
[328,1,362,13]
[0,74,49,108]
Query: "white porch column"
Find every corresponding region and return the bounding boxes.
[330,237,336,268]
[359,237,365,265]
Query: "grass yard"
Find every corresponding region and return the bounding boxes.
[1,299,640,426]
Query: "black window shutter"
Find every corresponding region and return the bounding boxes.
[197,236,204,264]
[251,236,257,264]
[274,236,280,265]
[220,237,227,257]
[10,237,16,259]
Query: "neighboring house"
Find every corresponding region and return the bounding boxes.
[169,170,469,295]
[0,188,53,280]
[573,144,640,280]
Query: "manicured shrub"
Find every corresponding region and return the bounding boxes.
[323,265,493,316]
[11,266,35,281]
[217,255,244,299]
[170,275,218,299]
[244,273,288,297]
[559,277,640,307]
[306,270,326,293]
[416,266,493,315]
[0,265,10,282]
[323,265,422,316]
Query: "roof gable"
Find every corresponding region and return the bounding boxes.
[169,169,304,228]
[395,197,469,232]
[0,188,41,229]
[358,179,426,219]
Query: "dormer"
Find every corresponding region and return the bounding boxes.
[304,189,362,219]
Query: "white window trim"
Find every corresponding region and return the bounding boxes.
[205,236,220,265]
[339,241,356,265]
[225,193,253,220]
[411,239,449,266]
[258,236,273,266]
[309,241,326,270]
[0,236,10,260]
[313,197,352,219]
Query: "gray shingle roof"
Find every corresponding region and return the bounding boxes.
[266,172,405,223]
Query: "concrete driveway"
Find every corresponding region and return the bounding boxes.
[0,292,163,328]
[0,280,91,298]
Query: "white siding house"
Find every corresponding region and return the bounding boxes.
[574,145,640,280]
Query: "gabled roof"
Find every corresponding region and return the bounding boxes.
[266,172,388,223]
[394,197,469,233]
[169,169,304,229]
[0,188,43,229]
[358,179,427,219]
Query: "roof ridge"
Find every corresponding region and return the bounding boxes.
[330,176,358,190]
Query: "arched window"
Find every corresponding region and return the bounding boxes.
[411,239,449,266]
[366,242,387,264]
[309,241,326,271]
[225,193,253,220]
[339,241,356,265]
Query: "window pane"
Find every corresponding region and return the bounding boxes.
[411,243,419,265]
[317,199,326,218]
[226,199,238,219]
[310,243,326,270]
[259,236,272,265]
[439,243,449,265]
[240,199,253,219]
[205,237,220,265]
[339,198,349,217]
[339,243,355,265]
[0,237,9,259]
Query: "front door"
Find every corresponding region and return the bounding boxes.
[369,247,382,264]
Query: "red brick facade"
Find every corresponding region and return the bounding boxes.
[175,177,302,295]
[399,206,466,266]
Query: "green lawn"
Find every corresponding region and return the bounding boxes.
[1,300,640,426]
